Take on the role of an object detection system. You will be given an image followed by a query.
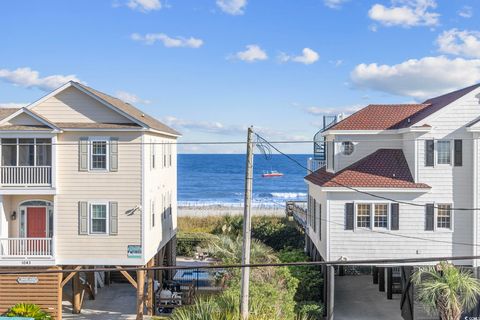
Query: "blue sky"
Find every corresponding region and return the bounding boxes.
[0,0,479,153]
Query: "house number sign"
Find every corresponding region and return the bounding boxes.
[17,277,39,284]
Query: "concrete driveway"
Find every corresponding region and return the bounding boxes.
[62,283,139,320]
[334,275,403,320]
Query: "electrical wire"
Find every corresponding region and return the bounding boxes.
[0,255,479,275]
[255,132,480,212]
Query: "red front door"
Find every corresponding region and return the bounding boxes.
[27,207,47,238]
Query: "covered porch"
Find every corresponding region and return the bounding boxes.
[0,195,55,265]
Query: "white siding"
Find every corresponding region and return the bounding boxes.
[306,87,480,266]
[306,184,327,260]
[31,87,133,124]
[332,134,402,172]
[142,133,178,262]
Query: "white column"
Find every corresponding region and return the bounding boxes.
[0,195,7,238]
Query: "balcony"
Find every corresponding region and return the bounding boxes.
[1,166,52,186]
[0,238,54,265]
[0,138,53,187]
[307,158,326,173]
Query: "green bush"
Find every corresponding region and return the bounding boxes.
[296,301,324,319]
[6,303,52,320]
[176,232,215,256]
[212,216,304,251]
[277,249,323,304]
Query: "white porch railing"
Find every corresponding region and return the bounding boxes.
[0,166,52,186]
[0,238,53,257]
[307,158,325,173]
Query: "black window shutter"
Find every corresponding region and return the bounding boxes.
[345,203,354,230]
[425,204,435,231]
[454,140,462,167]
[390,203,399,230]
[318,204,322,241]
[425,140,434,167]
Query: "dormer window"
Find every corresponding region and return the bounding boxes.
[341,141,354,156]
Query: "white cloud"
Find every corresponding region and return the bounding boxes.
[368,0,439,28]
[458,6,473,18]
[163,116,244,135]
[324,0,348,9]
[350,56,480,99]
[127,0,161,12]
[131,33,204,48]
[216,0,247,15]
[306,105,362,115]
[437,29,480,58]
[0,102,28,108]
[280,48,320,65]
[116,91,151,105]
[0,67,82,91]
[231,45,268,62]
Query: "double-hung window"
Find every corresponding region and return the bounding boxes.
[356,204,371,228]
[437,140,451,165]
[356,203,390,229]
[437,204,452,229]
[90,203,108,234]
[91,139,108,170]
[374,204,388,228]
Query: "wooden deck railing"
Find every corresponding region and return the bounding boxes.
[0,166,52,186]
[286,201,307,227]
[0,238,53,257]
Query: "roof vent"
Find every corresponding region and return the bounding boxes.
[392,173,396,178]
[141,113,145,117]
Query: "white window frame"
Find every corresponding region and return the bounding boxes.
[435,203,454,231]
[89,137,109,171]
[0,137,53,167]
[354,201,391,231]
[340,141,355,156]
[89,202,109,235]
[436,140,452,166]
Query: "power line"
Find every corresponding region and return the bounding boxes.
[255,133,480,212]
[5,136,480,146]
[265,198,480,248]
[0,255,479,275]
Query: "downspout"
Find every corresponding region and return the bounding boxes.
[473,136,478,269]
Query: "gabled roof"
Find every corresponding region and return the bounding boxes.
[305,149,430,189]
[0,107,61,132]
[0,108,21,121]
[25,81,181,136]
[328,83,480,131]
[73,82,180,136]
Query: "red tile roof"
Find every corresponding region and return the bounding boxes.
[305,149,430,189]
[328,83,480,131]
[328,104,429,130]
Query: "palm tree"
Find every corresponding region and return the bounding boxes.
[412,261,480,320]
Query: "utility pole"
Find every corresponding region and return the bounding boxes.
[240,126,254,320]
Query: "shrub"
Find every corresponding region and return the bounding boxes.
[296,301,324,319]
[177,232,215,256]
[277,249,323,303]
[6,303,52,320]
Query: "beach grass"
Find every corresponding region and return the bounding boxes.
[178,216,225,233]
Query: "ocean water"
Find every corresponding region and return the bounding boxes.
[178,154,310,207]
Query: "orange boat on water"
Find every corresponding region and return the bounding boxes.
[262,170,284,177]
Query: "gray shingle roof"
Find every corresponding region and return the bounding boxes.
[74,82,180,136]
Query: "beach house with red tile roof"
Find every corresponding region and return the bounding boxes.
[304,83,480,268]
